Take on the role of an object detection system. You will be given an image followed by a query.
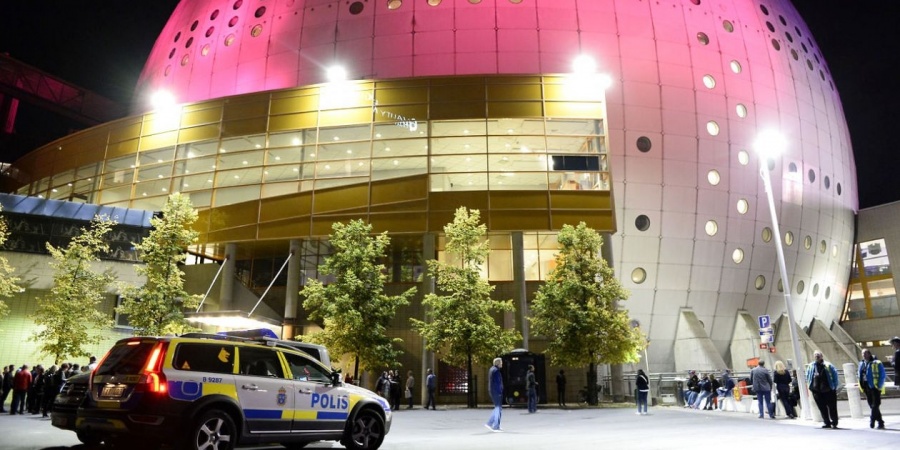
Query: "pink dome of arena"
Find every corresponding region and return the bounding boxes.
[136,0,858,372]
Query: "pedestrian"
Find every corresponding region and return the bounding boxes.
[389,370,401,411]
[635,369,649,415]
[717,369,735,410]
[375,371,387,398]
[806,350,840,429]
[683,371,699,407]
[750,360,774,419]
[11,365,31,415]
[87,356,98,371]
[858,348,886,429]
[890,337,900,386]
[526,364,538,413]
[27,365,44,414]
[405,370,415,409]
[485,358,504,432]
[691,373,711,409]
[0,365,12,413]
[425,368,436,410]
[344,373,354,385]
[773,361,795,418]
[556,369,567,407]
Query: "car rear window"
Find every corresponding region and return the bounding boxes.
[95,341,157,376]
[173,343,235,374]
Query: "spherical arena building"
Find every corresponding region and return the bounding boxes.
[2,0,857,382]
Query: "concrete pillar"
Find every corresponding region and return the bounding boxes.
[421,233,436,403]
[511,231,527,349]
[219,243,237,311]
[283,239,301,340]
[601,232,625,400]
[842,362,865,419]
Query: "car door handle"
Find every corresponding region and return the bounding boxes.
[299,388,312,394]
[242,384,261,391]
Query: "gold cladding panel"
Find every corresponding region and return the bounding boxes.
[108,120,142,143]
[544,102,604,119]
[208,224,258,243]
[319,108,372,127]
[551,211,614,232]
[373,104,427,124]
[182,107,223,127]
[257,217,312,239]
[182,99,224,112]
[487,84,542,101]
[179,124,220,143]
[107,139,139,159]
[313,184,370,214]
[371,176,428,205]
[489,210,551,231]
[549,191,611,210]
[221,118,267,137]
[428,211,457,232]
[259,193,313,222]
[270,95,319,115]
[430,102,487,120]
[138,131,178,151]
[375,87,428,105]
[271,87,317,99]
[194,210,211,234]
[375,79,430,90]
[269,112,318,132]
[369,213,427,234]
[222,95,270,121]
[368,199,427,213]
[429,191,489,212]
[142,114,179,135]
[489,191,549,210]
[208,202,260,231]
[312,214,369,236]
[487,102,543,118]
[430,79,486,102]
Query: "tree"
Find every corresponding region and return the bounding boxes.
[117,193,201,335]
[0,205,22,320]
[411,207,521,407]
[31,216,116,364]
[529,222,644,405]
[301,220,416,380]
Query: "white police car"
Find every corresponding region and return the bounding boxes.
[72,334,391,450]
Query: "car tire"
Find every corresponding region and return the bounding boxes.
[190,409,237,450]
[345,409,385,450]
[75,430,101,447]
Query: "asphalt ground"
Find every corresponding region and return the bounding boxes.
[1,397,898,450]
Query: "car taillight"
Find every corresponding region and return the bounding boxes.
[142,342,169,394]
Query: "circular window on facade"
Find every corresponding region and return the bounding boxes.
[211,10,220,20]
[702,75,716,89]
[707,169,720,186]
[778,15,787,26]
[180,55,190,66]
[185,37,194,48]
[697,32,710,45]
[251,24,263,37]
[832,245,838,257]
[760,5,769,15]
[723,20,734,32]
[795,26,803,37]
[766,22,775,33]
[255,6,267,18]
[164,65,172,76]
[201,44,211,56]
[174,32,181,43]
[635,215,651,231]
[837,183,842,195]
[824,175,831,189]
[791,49,799,60]
[428,0,442,4]
[804,235,812,250]
[807,59,814,71]
[785,32,794,43]
[812,283,819,297]
[736,104,747,118]
[388,0,402,8]
[705,220,718,236]
[732,248,744,264]
[762,227,772,242]
[636,136,652,153]
[738,150,749,166]
[737,198,749,214]
[690,0,700,5]
[808,169,816,183]
[819,240,827,254]
[788,162,798,173]
[825,286,831,299]
[785,231,794,246]
[771,39,781,51]
[632,268,647,284]
[233,0,243,9]
[225,34,236,46]
[168,48,176,59]
[755,275,766,290]
[767,158,775,172]
[206,26,215,37]
[777,278,783,293]
[730,60,742,73]
[706,121,720,136]
[797,280,805,294]
[191,20,199,31]
[229,16,239,27]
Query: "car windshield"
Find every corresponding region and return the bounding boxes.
[95,341,157,376]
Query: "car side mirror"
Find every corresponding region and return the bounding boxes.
[331,370,342,386]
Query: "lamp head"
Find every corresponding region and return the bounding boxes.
[753,129,787,160]
[326,65,348,82]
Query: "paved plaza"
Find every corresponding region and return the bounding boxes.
[1,397,898,450]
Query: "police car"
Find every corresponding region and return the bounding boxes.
[72,334,391,450]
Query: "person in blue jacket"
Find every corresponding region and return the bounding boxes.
[806,350,840,429]
[485,358,504,432]
[858,348,886,429]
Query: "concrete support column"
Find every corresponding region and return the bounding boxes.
[421,233,436,403]
[843,362,864,419]
[511,232,528,349]
[283,239,301,340]
[219,243,237,311]
[601,232,624,401]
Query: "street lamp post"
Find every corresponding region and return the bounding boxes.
[754,130,813,420]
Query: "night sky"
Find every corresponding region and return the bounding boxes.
[0,1,897,208]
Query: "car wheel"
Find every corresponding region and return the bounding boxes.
[190,410,237,450]
[75,430,101,447]
[345,409,385,450]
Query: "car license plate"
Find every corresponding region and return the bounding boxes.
[101,385,125,398]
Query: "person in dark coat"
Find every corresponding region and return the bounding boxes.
[556,370,567,407]
[773,361,796,418]
[635,369,649,415]
[0,365,13,413]
[485,358,504,432]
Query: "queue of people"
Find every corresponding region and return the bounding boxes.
[1,358,93,417]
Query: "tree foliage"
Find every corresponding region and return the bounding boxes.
[529,222,644,404]
[0,205,22,319]
[301,220,416,379]
[31,216,116,364]
[411,207,520,407]
[117,193,201,336]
